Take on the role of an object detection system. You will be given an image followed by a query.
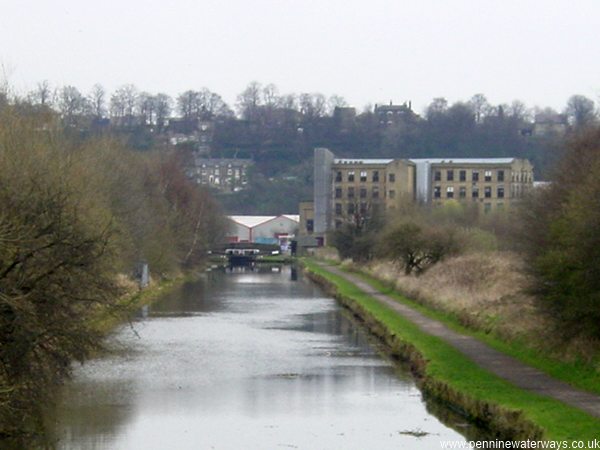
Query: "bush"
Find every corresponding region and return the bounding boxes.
[378,221,461,275]
[520,127,600,338]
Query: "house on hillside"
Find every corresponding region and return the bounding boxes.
[374,101,418,127]
[188,158,252,193]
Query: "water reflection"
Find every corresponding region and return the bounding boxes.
[42,265,480,449]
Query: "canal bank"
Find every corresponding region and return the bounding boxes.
[302,259,600,442]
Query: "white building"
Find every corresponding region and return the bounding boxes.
[227,215,300,245]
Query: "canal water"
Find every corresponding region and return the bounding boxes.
[46,265,481,449]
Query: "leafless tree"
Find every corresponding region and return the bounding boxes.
[236,81,262,120]
[58,85,87,124]
[154,93,172,130]
[88,84,106,118]
[565,94,596,128]
[469,93,491,123]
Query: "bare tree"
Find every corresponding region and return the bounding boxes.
[262,83,279,107]
[198,88,232,119]
[154,93,172,130]
[299,93,327,118]
[327,95,347,114]
[58,85,87,125]
[425,97,448,120]
[29,80,53,107]
[236,81,262,120]
[88,84,106,118]
[469,93,491,123]
[110,84,138,126]
[177,90,200,121]
[138,92,156,125]
[507,100,530,121]
[565,94,596,128]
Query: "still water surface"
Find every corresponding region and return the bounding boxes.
[48,265,479,449]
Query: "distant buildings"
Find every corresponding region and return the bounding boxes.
[533,112,568,137]
[374,101,417,127]
[188,157,252,193]
[227,215,300,245]
[168,119,214,152]
[306,148,534,243]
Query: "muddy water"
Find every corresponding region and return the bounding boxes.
[46,265,481,449]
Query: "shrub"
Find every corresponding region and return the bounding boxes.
[378,222,461,275]
[520,127,600,338]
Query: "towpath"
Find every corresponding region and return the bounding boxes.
[316,261,600,419]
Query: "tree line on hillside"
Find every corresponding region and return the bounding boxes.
[3,81,597,173]
[0,105,226,440]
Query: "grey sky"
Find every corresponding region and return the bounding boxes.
[1,0,598,114]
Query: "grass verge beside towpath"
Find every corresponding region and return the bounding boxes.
[351,269,600,398]
[302,259,600,442]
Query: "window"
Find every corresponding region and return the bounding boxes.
[497,203,504,210]
[484,186,492,198]
[447,170,454,181]
[360,187,367,198]
[446,186,454,198]
[347,203,355,214]
[360,171,368,182]
[459,186,466,198]
[348,171,355,182]
[497,186,505,198]
[459,170,466,182]
[497,170,504,182]
[335,220,342,229]
[434,186,441,199]
[372,171,379,182]
[472,186,479,198]
[306,219,314,232]
[335,188,342,199]
[360,202,367,214]
[348,187,355,198]
[389,190,396,199]
[335,203,342,215]
[388,173,396,183]
[434,170,441,181]
[472,171,479,182]
[335,171,342,182]
[484,170,492,182]
[372,186,379,198]
[484,203,492,214]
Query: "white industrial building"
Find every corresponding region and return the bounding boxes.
[227,215,300,246]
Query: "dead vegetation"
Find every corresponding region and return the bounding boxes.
[360,251,600,364]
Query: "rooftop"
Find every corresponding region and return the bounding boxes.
[334,158,394,165]
[229,215,300,228]
[409,158,516,165]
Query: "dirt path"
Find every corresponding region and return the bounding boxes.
[317,262,600,419]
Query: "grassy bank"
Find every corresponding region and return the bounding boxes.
[89,272,200,335]
[356,255,600,397]
[302,259,600,441]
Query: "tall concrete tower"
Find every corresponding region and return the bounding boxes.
[313,147,334,238]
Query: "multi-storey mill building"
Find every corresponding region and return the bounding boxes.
[309,148,534,244]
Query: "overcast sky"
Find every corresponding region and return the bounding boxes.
[1,0,598,114]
